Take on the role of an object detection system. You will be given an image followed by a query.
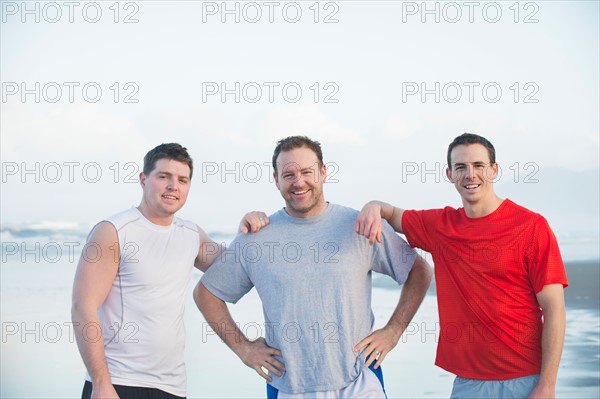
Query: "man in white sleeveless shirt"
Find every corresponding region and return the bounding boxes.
[196,136,433,398]
[72,144,267,399]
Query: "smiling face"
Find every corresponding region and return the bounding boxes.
[446,143,499,211]
[138,158,191,225]
[274,146,327,218]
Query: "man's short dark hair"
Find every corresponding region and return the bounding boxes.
[143,143,194,179]
[272,136,324,174]
[447,133,496,167]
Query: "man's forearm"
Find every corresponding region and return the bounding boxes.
[354,255,432,368]
[529,284,566,398]
[372,201,405,234]
[194,282,285,381]
[194,282,249,355]
[386,255,432,335]
[71,306,112,386]
[538,304,566,388]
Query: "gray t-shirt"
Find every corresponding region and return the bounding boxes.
[201,203,417,394]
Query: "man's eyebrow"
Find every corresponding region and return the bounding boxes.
[156,171,190,179]
[281,166,316,173]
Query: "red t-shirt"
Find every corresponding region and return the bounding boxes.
[402,199,568,380]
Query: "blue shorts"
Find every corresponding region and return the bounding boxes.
[266,363,385,399]
[450,374,540,398]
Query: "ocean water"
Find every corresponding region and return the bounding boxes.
[1,224,598,398]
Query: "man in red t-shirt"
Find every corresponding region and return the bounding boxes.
[355,133,568,398]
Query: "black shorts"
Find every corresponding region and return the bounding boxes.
[82,381,185,399]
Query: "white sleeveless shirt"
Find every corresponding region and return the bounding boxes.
[86,207,199,397]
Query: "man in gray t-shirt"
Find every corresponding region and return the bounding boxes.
[195,136,432,397]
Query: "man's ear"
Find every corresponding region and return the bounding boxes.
[487,162,499,182]
[445,167,453,183]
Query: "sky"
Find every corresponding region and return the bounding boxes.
[1,0,599,241]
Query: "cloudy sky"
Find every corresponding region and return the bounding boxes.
[1,1,598,244]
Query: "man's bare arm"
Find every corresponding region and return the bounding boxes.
[354,255,432,368]
[71,222,120,398]
[194,226,223,273]
[193,282,285,381]
[529,284,566,399]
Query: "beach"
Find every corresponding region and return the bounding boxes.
[557,260,600,396]
[0,237,598,398]
[564,260,600,311]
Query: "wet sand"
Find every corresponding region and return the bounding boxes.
[564,260,600,310]
[1,259,597,398]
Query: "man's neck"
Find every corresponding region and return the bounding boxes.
[137,204,174,226]
[285,201,329,219]
[463,195,504,219]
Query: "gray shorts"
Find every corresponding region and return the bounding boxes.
[450,374,540,398]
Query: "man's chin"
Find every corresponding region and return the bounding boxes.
[161,204,183,215]
[286,204,315,216]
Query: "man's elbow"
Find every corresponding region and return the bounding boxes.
[194,258,210,273]
[70,300,81,321]
[70,296,96,323]
[193,281,215,314]
[412,255,433,286]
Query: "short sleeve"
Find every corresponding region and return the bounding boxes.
[372,220,417,285]
[402,209,441,253]
[200,235,254,304]
[524,216,568,293]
